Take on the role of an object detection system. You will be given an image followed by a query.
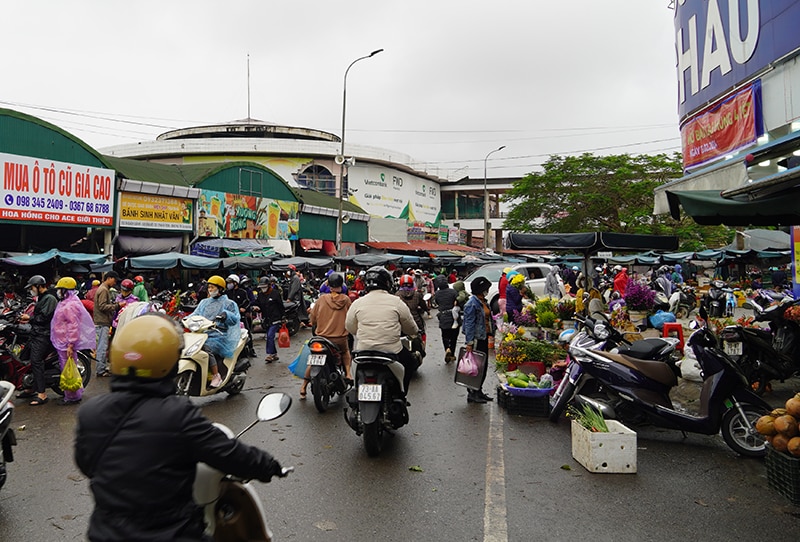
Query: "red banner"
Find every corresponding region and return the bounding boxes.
[681,83,760,170]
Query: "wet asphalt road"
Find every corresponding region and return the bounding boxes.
[1,312,799,541]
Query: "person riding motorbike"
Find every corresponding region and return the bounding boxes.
[225,274,255,358]
[74,313,285,541]
[284,265,308,327]
[345,266,419,395]
[188,275,240,388]
[396,274,429,345]
[16,275,58,405]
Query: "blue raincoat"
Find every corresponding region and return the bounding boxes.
[191,294,240,359]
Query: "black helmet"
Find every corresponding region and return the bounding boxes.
[470,276,492,296]
[25,275,46,288]
[364,266,393,292]
[327,273,344,289]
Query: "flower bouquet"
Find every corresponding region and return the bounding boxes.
[555,298,576,320]
[624,280,656,312]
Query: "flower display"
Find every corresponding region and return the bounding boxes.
[624,279,656,312]
[511,304,538,326]
[783,305,800,323]
[555,298,576,320]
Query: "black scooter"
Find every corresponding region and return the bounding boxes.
[307,336,349,413]
[550,307,770,457]
[0,380,16,490]
[703,279,729,317]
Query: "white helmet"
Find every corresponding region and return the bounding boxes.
[226,274,240,284]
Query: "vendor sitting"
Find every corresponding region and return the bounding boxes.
[190,275,240,388]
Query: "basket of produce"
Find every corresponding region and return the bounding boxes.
[498,369,553,397]
[754,393,800,505]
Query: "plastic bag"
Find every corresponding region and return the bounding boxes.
[456,349,479,377]
[277,323,291,348]
[648,310,676,330]
[60,354,83,392]
[288,341,311,378]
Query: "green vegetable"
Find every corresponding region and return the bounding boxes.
[508,378,529,388]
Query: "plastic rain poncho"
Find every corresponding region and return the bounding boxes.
[191,294,240,359]
[51,290,96,401]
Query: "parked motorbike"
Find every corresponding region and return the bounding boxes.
[344,339,416,457]
[702,279,730,317]
[550,307,770,456]
[176,314,250,397]
[668,284,698,319]
[282,300,302,336]
[721,296,800,395]
[0,380,16,490]
[194,392,293,541]
[0,320,92,395]
[307,336,350,413]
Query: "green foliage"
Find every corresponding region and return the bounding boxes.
[502,152,732,251]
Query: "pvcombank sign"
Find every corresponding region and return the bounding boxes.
[675,0,800,121]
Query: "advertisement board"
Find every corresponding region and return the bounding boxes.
[348,164,441,224]
[120,193,193,231]
[197,189,299,240]
[675,0,800,120]
[0,152,115,227]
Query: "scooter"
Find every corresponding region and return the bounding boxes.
[307,336,350,413]
[194,392,294,541]
[551,307,770,457]
[0,380,16,490]
[703,279,728,317]
[176,315,250,397]
[668,284,698,319]
[344,339,415,457]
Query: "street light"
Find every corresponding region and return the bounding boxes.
[336,48,384,258]
[483,145,506,251]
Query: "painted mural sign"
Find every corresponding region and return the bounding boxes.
[120,193,193,231]
[0,151,114,227]
[197,189,299,240]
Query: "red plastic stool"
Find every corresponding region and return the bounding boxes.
[662,322,684,353]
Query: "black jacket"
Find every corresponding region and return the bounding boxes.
[256,287,284,326]
[75,375,278,541]
[31,289,57,335]
[434,287,459,329]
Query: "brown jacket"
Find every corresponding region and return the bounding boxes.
[309,292,351,339]
[93,283,119,327]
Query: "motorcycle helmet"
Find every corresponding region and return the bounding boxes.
[288,264,297,271]
[399,274,415,288]
[55,277,77,290]
[134,275,144,283]
[226,274,240,284]
[558,328,576,344]
[613,265,623,272]
[470,276,492,296]
[207,275,226,289]
[120,279,134,292]
[359,270,366,277]
[26,275,46,288]
[257,277,270,290]
[109,313,184,380]
[364,266,393,292]
[327,273,344,289]
[502,267,512,275]
[92,279,100,287]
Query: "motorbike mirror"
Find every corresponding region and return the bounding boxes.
[689,319,699,330]
[257,392,292,422]
[187,283,194,288]
[698,306,708,321]
[423,293,432,302]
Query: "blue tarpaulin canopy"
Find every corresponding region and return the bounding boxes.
[270,257,333,271]
[127,252,221,270]
[0,249,108,267]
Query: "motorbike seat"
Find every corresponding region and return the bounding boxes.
[617,338,670,360]
[593,350,678,388]
[352,350,398,362]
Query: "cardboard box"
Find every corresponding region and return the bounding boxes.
[571,419,637,474]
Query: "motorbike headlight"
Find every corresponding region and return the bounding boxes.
[188,322,201,332]
[593,324,610,340]
[183,341,202,357]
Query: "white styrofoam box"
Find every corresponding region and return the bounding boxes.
[571,419,637,474]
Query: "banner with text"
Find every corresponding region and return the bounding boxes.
[197,190,299,240]
[0,152,115,227]
[120,193,194,231]
[681,81,762,170]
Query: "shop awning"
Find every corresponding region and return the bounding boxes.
[0,249,108,267]
[270,256,333,271]
[127,252,220,270]
[506,232,679,253]
[666,189,800,226]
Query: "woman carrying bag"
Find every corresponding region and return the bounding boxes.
[50,277,96,405]
[461,276,494,404]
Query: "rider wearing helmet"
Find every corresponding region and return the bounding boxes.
[319,269,349,295]
[396,274,429,345]
[17,275,58,405]
[284,265,308,327]
[132,275,149,302]
[346,266,419,394]
[189,275,240,388]
[51,277,95,404]
[74,313,285,541]
[113,279,139,330]
[225,274,255,358]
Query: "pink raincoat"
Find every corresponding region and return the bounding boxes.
[50,290,96,402]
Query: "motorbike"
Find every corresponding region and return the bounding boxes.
[668,283,698,319]
[344,337,416,457]
[282,300,302,336]
[307,336,350,413]
[194,392,293,541]
[0,380,16,490]
[702,279,730,317]
[0,319,92,396]
[720,296,800,395]
[550,307,770,457]
[175,314,250,397]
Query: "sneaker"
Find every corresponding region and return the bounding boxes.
[209,374,223,388]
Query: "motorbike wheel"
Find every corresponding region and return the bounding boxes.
[721,404,768,457]
[50,350,93,396]
[312,375,331,413]
[548,379,576,422]
[175,371,194,396]
[286,316,300,337]
[674,306,689,319]
[363,420,384,457]
[225,374,245,395]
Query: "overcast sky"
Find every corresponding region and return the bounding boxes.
[1,1,680,180]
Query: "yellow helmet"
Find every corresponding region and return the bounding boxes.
[503,267,512,274]
[110,313,184,379]
[207,275,226,289]
[55,277,77,290]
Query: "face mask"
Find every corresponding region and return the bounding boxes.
[226,283,234,290]
[207,287,219,298]
[30,288,38,298]
[56,289,65,300]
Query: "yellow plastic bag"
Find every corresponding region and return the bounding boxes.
[60,354,83,392]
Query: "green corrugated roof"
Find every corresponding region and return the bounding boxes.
[291,187,366,214]
[103,157,274,188]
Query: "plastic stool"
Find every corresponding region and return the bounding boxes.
[662,322,684,353]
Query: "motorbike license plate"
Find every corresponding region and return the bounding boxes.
[358,384,382,402]
[308,354,326,366]
[723,341,742,356]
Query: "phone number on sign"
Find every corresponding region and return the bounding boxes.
[9,195,110,214]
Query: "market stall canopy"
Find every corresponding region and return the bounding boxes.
[723,229,790,252]
[335,253,403,267]
[192,238,277,258]
[0,249,108,267]
[220,256,275,270]
[270,256,333,271]
[666,189,800,226]
[506,232,679,254]
[127,252,220,270]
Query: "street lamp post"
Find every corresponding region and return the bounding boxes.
[336,48,384,258]
[483,145,506,251]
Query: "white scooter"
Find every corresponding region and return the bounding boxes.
[194,392,294,541]
[177,314,250,397]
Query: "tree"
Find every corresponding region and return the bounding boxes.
[502,152,731,250]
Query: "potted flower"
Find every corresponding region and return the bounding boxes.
[555,298,576,328]
[624,280,655,328]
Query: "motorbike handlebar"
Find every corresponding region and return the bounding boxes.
[279,466,294,477]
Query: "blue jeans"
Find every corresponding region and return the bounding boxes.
[265,323,279,355]
[95,325,110,374]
